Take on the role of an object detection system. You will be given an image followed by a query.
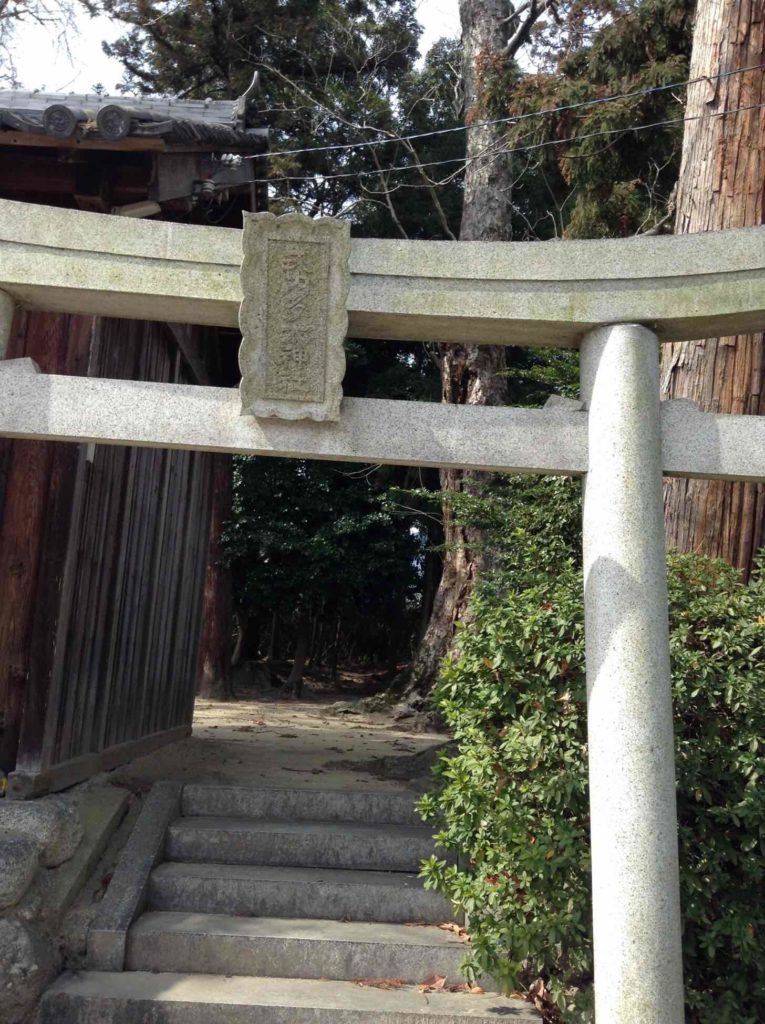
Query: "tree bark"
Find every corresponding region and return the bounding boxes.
[197,454,234,700]
[285,608,310,698]
[661,0,764,577]
[400,0,515,700]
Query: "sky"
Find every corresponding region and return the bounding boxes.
[11,0,462,95]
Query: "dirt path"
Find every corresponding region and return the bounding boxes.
[111,692,449,794]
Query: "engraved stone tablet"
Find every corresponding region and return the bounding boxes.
[239,212,350,421]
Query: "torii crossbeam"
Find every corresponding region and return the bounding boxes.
[1,198,764,1024]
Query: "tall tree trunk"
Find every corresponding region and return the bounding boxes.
[400,0,515,701]
[661,0,764,577]
[285,608,310,698]
[197,454,234,699]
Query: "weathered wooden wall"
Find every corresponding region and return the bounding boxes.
[0,311,93,775]
[1,316,215,797]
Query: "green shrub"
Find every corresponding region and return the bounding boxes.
[419,485,765,1022]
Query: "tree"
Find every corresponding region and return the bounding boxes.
[399,0,548,702]
[400,0,687,702]
[197,454,234,700]
[222,454,424,693]
[92,1,464,685]
[500,0,694,240]
[0,0,76,84]
[89,0,436,219]
[660,0,765,578]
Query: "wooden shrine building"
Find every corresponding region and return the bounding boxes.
[0,86,267,798]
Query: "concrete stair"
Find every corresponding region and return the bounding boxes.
[166,815,438,871]
[125,911,469,981]
[149,861,453,922]
[42,972,539,1023]
[41,784,540,1022]
[182,783,425,825]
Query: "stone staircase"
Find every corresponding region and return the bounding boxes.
[41,784,540,1022]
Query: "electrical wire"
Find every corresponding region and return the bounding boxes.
[248,61,765,164]
[238,99,765,189]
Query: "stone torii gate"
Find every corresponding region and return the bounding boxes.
[1,197,764,1024]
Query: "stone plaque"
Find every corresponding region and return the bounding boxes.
[239,212,350,421]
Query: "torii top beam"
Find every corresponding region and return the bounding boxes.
[1,198,764,348]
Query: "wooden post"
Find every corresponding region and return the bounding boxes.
[0,290,13,360]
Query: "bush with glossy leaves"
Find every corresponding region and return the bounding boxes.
[419,480,765,1022]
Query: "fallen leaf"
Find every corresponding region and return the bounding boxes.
[355,978,406,990]
[438,922,470,941]
[419,975,447,992]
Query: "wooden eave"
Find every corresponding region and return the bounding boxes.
[0,132,266,155]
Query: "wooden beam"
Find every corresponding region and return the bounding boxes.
[1,199,764,347]
[7,725,191,799]
[0,372,763,482]
[0,134,262,155]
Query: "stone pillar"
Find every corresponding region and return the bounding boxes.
[580,323,684,1024]
[0,290,14,360]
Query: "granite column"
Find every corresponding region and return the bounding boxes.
[580,323,684,1023]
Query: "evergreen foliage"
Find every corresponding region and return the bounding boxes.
[221,341,440,671]
[85,7,764,1015]
[419,478,765,1022]
[85,0,464,233]
[496,0,695,239]
[223,455,425,669]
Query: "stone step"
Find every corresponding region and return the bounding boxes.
[126,911,468,983]
[41,972,542,1023]
[182,784,424,827]
[166,816,439,872]
[149,861,453,923]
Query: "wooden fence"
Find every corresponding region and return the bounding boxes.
[1,314,215,797]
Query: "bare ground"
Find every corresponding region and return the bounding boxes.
[110,677,449,795]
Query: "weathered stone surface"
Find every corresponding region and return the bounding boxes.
[0,918,59,1024]
[0,796,83,868]
[40,971,542,1023]
[148,861,452,924]
[581,324,684,1023]
[88,781,182,970]
[0,376,590,477]
[3,372,765,484]
[165,817,442,872]
[239,212,350,421]
[182,784,423,825]
[42,786,130,920]
[0,357,39,375]
[0,835,39,909]
[125,912,469,982]
[2,197,765,347]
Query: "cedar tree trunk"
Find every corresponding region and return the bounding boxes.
[285,608,310,697]
[401,0,518,701]
[661,0,765,576]
[197,454,234,699]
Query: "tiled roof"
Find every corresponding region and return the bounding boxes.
[0,88,267,151]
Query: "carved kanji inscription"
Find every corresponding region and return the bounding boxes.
[239,213,350,421]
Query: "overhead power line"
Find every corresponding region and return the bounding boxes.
[239,99,765,189]
[250,61,765,164]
